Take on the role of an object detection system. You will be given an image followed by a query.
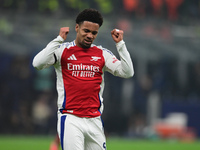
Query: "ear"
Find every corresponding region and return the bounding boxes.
[75,24,79,33]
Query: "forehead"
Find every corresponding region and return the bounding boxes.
[79,21,99,31]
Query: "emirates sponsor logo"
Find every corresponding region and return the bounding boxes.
[67,63,100,78]
[67,63,99,72]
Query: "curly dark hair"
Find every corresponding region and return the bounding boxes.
[76,8,103,27]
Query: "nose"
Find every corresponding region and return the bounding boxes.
[87,33,93,39]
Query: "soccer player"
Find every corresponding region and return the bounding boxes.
[33,8,134,150]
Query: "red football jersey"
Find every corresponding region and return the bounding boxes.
[60,45,105,117]
[33,36,134,118]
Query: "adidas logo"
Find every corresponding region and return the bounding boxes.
[67,54,77,60]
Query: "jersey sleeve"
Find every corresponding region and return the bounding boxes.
[103,40,134,78]
[32,35,64,70]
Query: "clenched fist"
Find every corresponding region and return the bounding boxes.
[59,27,69,40]
[111,29,124,43]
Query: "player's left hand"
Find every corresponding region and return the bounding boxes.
[111,29,124,43]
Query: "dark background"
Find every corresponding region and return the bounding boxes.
[0,0,200,138]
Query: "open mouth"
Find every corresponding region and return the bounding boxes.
[84,40,92,45]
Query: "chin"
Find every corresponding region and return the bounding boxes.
[82,43,91,49]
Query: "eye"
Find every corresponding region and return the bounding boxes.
[84,29,90,33]
[92,31,98,35]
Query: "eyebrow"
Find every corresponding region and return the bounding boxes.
[83,28,98,35]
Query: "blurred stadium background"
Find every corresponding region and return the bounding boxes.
[0,0,200,145]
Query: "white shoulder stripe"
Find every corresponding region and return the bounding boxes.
[96,45,114,56]
[102,48,114,56]
[59,41,76,48]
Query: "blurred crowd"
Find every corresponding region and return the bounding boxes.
[0,0,200,20]
[0,0,200,138]
[0,54,58,134]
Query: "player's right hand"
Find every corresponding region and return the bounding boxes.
[59,27,69,40]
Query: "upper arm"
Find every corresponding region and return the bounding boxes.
[103,48,120,75]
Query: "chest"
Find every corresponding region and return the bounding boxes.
[60,46,105,78]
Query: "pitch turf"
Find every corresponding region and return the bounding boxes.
[0,135,199,150]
